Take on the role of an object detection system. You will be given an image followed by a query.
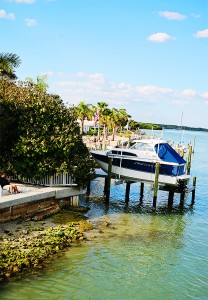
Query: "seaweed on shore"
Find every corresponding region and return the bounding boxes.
[0,205,94,283]
[0,221,87,283]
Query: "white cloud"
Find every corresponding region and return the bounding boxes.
[0,9,15,19]
[181,89,198,98]
[193,29,208,38]
[45,72,208,109]
[136,85,172,96]
[159,11,186,20]
[202,93,208,102]
[25,18,37,26]
[147,32,175,43]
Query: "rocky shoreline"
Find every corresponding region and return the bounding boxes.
[0,206,110,283]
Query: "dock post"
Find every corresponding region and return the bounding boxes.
[178,180,186,207]
[104,177,108,195]
[168,189,174,207]
[180,192,185,207]
[140,182,144,201]
[125,181,131,203]
[192,176,196,204]
[153,162,160,208]
[105,157,112,203]
[187,145,193,175]
[180,186,185,207]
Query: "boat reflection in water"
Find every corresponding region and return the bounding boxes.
[90,139,190,186]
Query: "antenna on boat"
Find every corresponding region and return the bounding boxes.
[180,112,184,143]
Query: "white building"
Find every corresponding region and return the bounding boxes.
[77,120,98,134]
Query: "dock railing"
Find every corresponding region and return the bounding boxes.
[10,172,77,187]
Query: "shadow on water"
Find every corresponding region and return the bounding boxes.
[82,178,195,219]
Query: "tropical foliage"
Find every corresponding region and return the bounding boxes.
[129,120,161,131]
[74,101,93,134]
[0,78,95,185]
[0,53,21,80]
[26,74,49,92]
[73,100,162,141]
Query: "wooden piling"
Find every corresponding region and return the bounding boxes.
[187,145,193,175]
[192,176,196,204]
[104,177,108,194]
[180,191,185,207]
[153,162,160,208]
[105,157,112,203]
[168,189,174,207]
[125,181,131,203]
[140,182,144,201]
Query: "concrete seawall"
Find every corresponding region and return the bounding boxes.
[0,186,83,223]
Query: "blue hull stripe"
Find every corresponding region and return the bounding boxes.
[92,153,185,176]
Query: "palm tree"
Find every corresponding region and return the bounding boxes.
[96,102,109,141]
[108,108,129,141]
[26,74,49,92]
[75,101,91,134]
[117,109,129,130]
[100,108,111,141]
[0,53,21,80]
[108,108,120,141]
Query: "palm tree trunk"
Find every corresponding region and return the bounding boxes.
[112,126,116,141]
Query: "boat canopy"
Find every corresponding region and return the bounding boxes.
[155,143,186,164]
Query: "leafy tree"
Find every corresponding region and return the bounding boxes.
[0,53,21,80]
[0,78,95,185]
[129,120,162,130]
[0,102,19,157]
[116,109,129,132]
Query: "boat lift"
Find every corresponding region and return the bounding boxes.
[86,164,196,209]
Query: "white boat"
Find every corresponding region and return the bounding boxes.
[90,139,190,186]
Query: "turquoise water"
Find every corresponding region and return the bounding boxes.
[1,130,208,300]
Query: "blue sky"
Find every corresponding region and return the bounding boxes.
[1,0,208,128]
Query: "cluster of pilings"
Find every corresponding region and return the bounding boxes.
[86,161,196,209]
[87,171,196,209]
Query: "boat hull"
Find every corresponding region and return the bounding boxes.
[91,151,189,186]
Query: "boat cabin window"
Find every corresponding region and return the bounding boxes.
[130,142,154,152]
[110,150,137,157]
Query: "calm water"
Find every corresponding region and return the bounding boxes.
[1,130,208,300]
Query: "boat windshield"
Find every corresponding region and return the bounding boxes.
[155,143,186,164]
[130,142,154,152]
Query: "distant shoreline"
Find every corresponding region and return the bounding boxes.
[155,124,208,132]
